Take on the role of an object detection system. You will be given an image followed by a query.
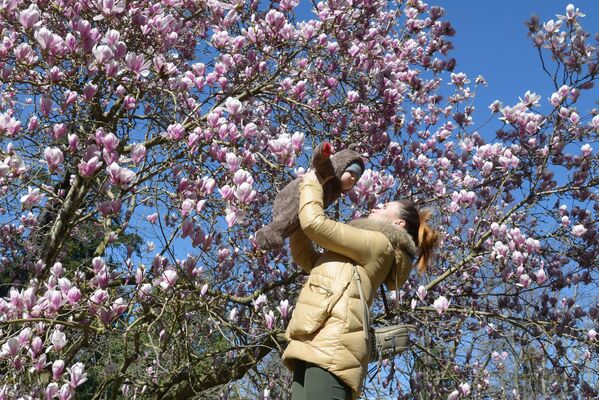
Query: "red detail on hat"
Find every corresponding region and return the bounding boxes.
[322,142,332,157]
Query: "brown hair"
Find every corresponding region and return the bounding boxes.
[397,200,439,273]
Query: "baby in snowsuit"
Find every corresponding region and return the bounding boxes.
[256,142,364,251]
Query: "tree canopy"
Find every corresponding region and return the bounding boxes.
[0,0,597,398]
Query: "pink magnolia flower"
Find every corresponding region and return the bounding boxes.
[51,123,67,140]
[200,283,209,297]
[40,96,53,117]
[229,307,239,322]
[107,163,136,187]
[458,382,471,396]
[14,43,38,64]
[0,112,22,136]
[44,147,64,173]
[30,336,43,355]
[51,330,67,352]
[102,132,119,151]
[253,294,267,310]
[78,156,102,178]
[45,383,59,399]
[67,362,87,389]
[225,211,237,227]
[291,132,305,152]
[125,52,151,78]
[67,134,78,152]
[20,187,43,209]
[277,299,292,319]
[580,143,592,157]
[110,297,127,316]
[518,274,531,288]
[58,383,73,400]
[1,337,20,357]
[416,285,427,301]
[52,359,65,381]
[534,266,547,285]
[492,241,509,259]
[549,92,562,107]
[557,4,586,22]
[146,213,158,223]
[447,390,459,400]
[225,153,241,171]
[433,295,450,315]
[93,44,114,64]
[123,95,136,111]
[160,270,177,290]
[234,182,256,203]
[264,310,275,330]
[166,123,185,140]
[83,83,98,102]
[450,72,470,86]
[588,329,597,341]
[218,184,235,201]
[34,27,64,54]
[225,97,243,115]
[18,3,41,29]
[66,287,82,305]
[572,224,587,237]
[181,199,195,217]
[99,0,126,17]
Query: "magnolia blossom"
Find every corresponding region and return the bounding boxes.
[0,112,22,136]
[225,97,243,115]
[1,337,20,357]
[572,224,587,237]
[44,147,64,172]
[107,163,136,187]
[225,210,237,227]
[160,270,178,290]
[416,285,427,301]
[18,3,41,29]
[78,156,102,177]
[588,329,597,341]
[253,294,267,310]
[52,360,65,381]
[51,330,67,352]
[229,307,239,322]
[447,390,460,400]
[277,299,292,319]
[459,382,471,396]
[20,187,43,209]
[264,310,276,330]
[67,362,88,388]
[433,296,450,315]
[534,266,547,285]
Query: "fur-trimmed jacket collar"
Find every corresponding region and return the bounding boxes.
[347,218,418,260]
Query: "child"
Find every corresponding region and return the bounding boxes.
[255,143,364,251]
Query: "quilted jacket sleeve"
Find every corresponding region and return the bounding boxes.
[298,180,388,265]
[289,229,320,273]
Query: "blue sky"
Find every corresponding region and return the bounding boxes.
[430,0,599,117]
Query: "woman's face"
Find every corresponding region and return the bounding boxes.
[368,201,402,222]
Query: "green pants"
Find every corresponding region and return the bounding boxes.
[291,361,351,400]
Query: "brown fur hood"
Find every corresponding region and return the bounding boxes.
[347,217,418,261]
[331,149,364,179]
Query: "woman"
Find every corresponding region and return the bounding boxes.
[282,170,439,400]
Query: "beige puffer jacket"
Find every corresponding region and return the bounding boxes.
[282,180,417,398]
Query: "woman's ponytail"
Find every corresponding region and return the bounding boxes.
[415,208,439,273]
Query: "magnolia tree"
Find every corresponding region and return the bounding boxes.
[0,0,597,398]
